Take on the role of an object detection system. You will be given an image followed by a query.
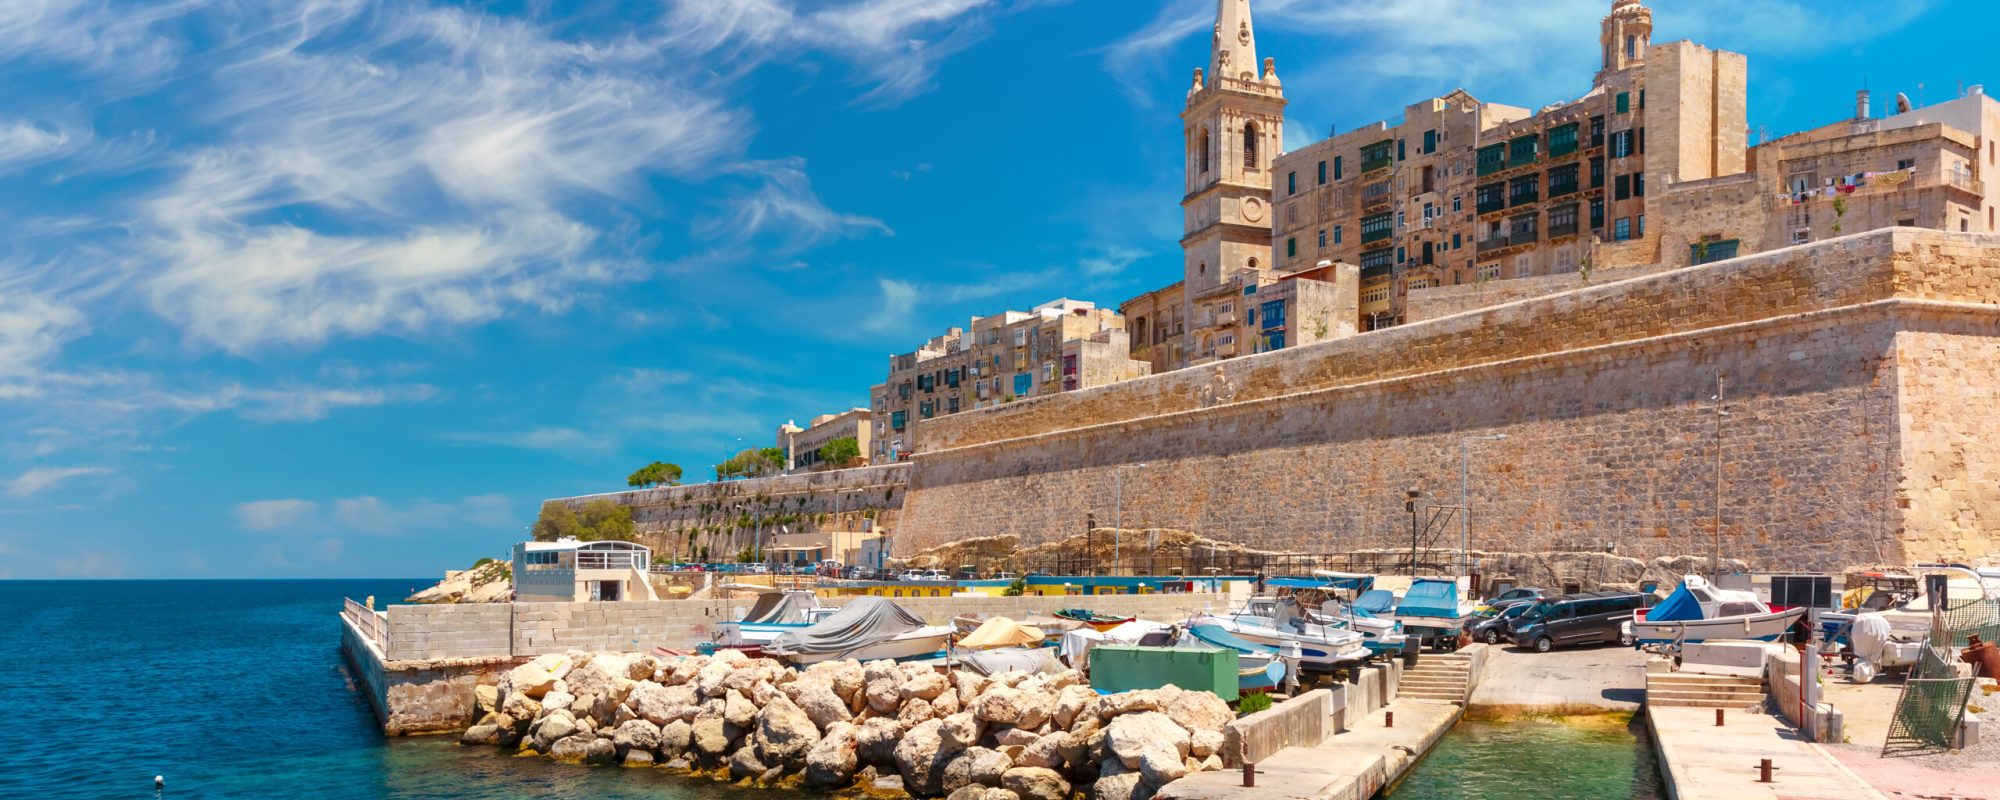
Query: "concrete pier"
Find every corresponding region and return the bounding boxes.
[1647,706,1884,800]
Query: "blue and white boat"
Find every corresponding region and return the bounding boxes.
[1195,595,1370,671]
[1626,575,1802,645]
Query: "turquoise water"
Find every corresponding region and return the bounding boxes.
[1387,717,1665,800]
[0,580,776,800]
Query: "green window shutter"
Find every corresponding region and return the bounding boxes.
[1333,156,1342,180]
[1286,238,1296,258]
[1616,92,1630,114]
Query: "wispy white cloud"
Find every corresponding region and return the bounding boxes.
[662,0,1000,106]
[697,159,893,252]
[0,119,78,171]
[234,493,513,535]
[0,292,87,379]
[235,498,319,531]
[439,427,617,455]
[863,278,920,333]
[1079,245,1146,278]
[6,465,111,498]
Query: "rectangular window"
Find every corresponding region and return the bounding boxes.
[1397,138,1406,161]
[1453,195,1463,213]
[891,411,906,429]
[1590,197,1604,228]
[1638,89,1646,110]
[1360,212,1393,243]
[1549,163,1580,197]
[1614,217,1631,241]
[1359,247,1394,274]
[1361,140,1394,172]
[1591,157,1605,189]
[1421,241,1434,265]
[1548,122,1580,157]
[1508,173,1539,207]
[1897,158,1915,170]
[1616,92,1630,113]
[1286,237,1297,258]
[1476,143,1505,176]
[1318,160,1327,184]
[1422,129,1437,153]
[1453,232,1462,249]
[1548,202,1579,238]
[1287,172,1296,195]
[1590,115,1606,148]
[1614,174,1631,200]
[1264,332,1285,351]
[1690,238,1739,265]
[1476,182,1506,214]
[1633,171,1645,197]
[1396,246,1405,264]
[1610,130,1634,158]
[1260,300,1285,329]
[1333,156,1343,180]
[1508,134,1539,167]
[1317,229,1327,248]
[1638,214,1645,237]
[1637,127,1645,154]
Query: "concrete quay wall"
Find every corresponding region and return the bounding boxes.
[895,229,2000,572]
[379,592,1221,662]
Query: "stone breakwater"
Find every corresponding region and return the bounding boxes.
[460,648,1236,800]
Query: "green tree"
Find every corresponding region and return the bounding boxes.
[817,437,862,469]
[627,461,684,488]
[716,447,787,479]
[531,502,583,541]
[531,500,634,542]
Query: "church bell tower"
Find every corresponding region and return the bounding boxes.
[1181,0,1286,302]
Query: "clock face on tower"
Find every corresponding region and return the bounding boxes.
[1241,196,1265,223]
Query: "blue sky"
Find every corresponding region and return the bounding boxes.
[0,0,1976,579]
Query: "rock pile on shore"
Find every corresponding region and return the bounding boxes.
[461,649,1236,799]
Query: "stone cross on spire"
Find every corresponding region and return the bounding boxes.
[1210,0,1259,84]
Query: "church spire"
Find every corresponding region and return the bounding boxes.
[1210,0,1260,84]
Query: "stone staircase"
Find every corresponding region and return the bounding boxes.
[1645,672,1767,708]
[1397,651,1475,704]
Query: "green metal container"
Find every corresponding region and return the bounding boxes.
[1088,645,1239,701]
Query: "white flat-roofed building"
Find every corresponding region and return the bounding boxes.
[512,538,659,602]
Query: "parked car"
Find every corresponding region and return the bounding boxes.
[1470,602,1533,644]
[1477,587,1548,615]
[1509,591,1652,652]
[897,570,925,581]
[746,563,769,575]
[921,569,950,581]
[993,572,1019,581]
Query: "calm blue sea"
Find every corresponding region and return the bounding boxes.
[0,580,767,800]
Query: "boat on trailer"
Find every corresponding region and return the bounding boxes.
[1626,575,1804,645]
[1393,577,1478,648]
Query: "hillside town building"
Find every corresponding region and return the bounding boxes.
[777,408,871,472]
[867,298,1149,463]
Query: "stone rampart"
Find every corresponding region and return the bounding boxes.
[551,463,910,559]
[1404,263,1664,323]
[890,229,2000,572]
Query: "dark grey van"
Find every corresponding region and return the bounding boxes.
[1508,591,1651,652]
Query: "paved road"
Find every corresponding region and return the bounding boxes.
[1465,640,1650,714]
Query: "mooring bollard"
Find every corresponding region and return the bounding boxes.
[1753,758,1777,783]
[1385,711,1395,728]
[1241,762,1255,788]
[1715,708,1725,727]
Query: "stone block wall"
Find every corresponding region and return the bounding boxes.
[890,230,2000,572]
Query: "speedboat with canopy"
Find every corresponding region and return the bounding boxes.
[1265,572,1408,655]
[713,588,836,648]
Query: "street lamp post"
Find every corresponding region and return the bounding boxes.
[1459,434,1508,576]
[1404,488,1421,576]
[1113,464,1147,576]
[1707,374,1730,580]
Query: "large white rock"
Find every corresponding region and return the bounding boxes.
[691,717,732,759]
[533,710,577,750]
[939,712,982,750]
[508,653,573,699]
[1162,690,1232,733]
[659,719,693,757]
[973,686,1028,726]
[695,660,736,697]
[855,717,907,766]
[899,670,952,702]
[724,689,758,728]
[1001,767,1070,800]
[792,680,853,731]
[1015,732,1066,770]
[899,696,937,727]
[893,718,957,797]
[941,747,1012,792]
[628,681,694,727]
[1100,690,1159,718]
[1189,729,1224,759]
[1137,743,1188,786]
[1104,712,1189,769]
[612,719,661,754]
[752,693,822,770]
[1052,685,1096,730]
[805,721,861,787]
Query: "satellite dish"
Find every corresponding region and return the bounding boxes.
[1895,92,1913,113]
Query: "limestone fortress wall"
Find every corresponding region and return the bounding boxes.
[889,228,2000,571]
[555,228,2000,573]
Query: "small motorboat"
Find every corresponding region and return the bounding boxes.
[1393,577,1478,649]
[764,597,955,665]
[1196,596,1370,671]
[1055,608,1135,632]
[1267,572,1409,655]
[1626,575,1805,645]
[714,588,836,647]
